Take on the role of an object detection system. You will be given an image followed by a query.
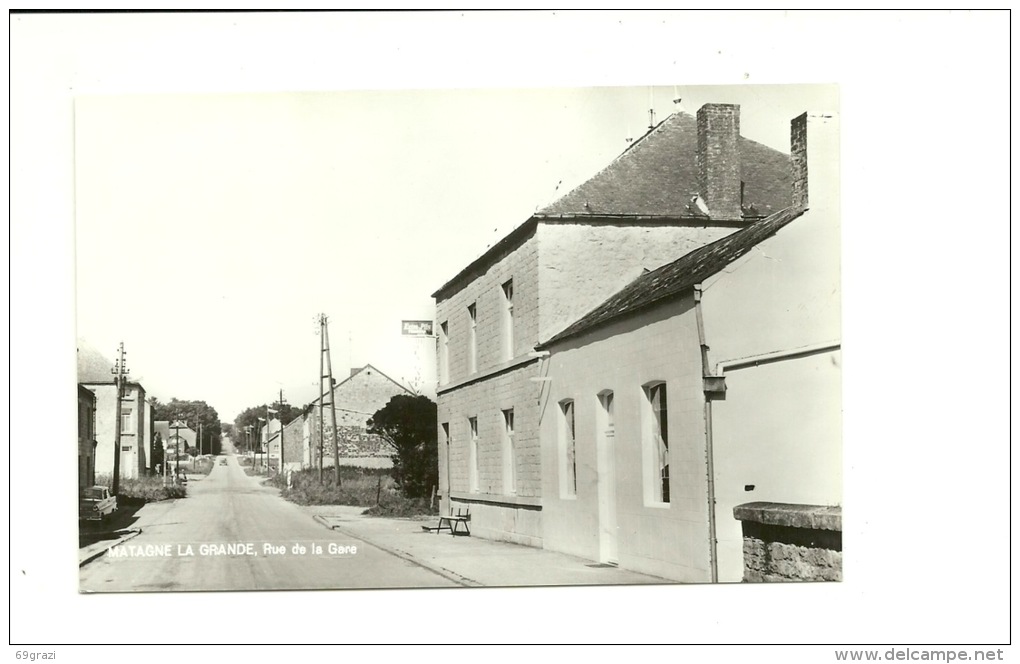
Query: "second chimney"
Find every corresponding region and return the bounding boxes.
[696,103,742,221]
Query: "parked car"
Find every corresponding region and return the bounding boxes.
[79,486,117,521]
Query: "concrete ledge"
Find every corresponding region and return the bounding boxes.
[436,355,538,395]
[450,491,542,508]
[733,502,841,532]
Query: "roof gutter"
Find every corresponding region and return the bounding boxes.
[714,340,842,375]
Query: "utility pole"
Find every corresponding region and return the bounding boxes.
[318,313,340,487]
[277,388,287,472]
[172,416,186,479]
[318,319,325,484]
[198,421,203,456]
[257,420,263,469]
[110,342,129,496]
[264,401,278,473]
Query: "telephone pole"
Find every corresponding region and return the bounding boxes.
[278,388,287,471]
[110,342,129,496]
[318,316,325,484]
[318,314,341,487]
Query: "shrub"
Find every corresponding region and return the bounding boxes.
[95,473,186,502]
[274,466,437,516]
[366,395,438,500]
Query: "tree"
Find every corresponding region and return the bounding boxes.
[151,397,223,455]
[233,401,303,452]
[367,394,438,500]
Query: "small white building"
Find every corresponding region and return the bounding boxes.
[78,341,152,482]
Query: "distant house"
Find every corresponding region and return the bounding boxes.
[303,364,411,469]
[533,111,840,582]
[157,420,197,462]
[433,103,794,546]
[78,341,151,482]
[281,417,302,471]
[266,416,304,473]
[78,385,97,492]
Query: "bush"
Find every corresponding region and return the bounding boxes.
[274,466,437,516]
[95,473,186,502]
[366,395,438,500]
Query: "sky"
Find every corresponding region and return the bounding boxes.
[11,10,1010,649]
[74,84,837,422]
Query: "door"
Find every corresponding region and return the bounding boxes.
[597,391,619,564]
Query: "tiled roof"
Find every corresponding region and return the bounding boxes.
[433,108,793,300]
[538,206,806,348]
[537,111,791,218]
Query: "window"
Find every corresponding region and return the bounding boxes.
[467,303,477,374]
[439,321,449,384]
[468,417,479,493]
[644,383,670,504]
[501,279,514,361]
[121,409,133,433]
[502,408,516,495]
[560,400,577,497]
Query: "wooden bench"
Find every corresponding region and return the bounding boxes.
[435,507,471,536]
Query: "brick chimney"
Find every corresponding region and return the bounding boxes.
[696,103,742,221]
[791,111,839,211]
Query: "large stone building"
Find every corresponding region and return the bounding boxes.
[433,103,795,546]
[457,108,840,583]
[302,364,412,470]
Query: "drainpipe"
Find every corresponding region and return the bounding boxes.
[693,286,719,583]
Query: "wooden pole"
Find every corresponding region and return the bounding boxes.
[318,315,325,484]
[324,320,341,489]
[111,344,124,496]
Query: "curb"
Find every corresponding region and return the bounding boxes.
[79,528,142,568]
[312,515,480,588]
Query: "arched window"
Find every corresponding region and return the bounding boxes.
[643,382,670,504]
[559,399,577,497]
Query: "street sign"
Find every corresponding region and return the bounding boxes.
[401,320,434,336]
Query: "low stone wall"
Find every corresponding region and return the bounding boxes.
[733,502,842,582]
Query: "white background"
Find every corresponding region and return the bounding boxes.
[8,9,1013,656]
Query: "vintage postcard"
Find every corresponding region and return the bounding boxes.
[75,84,841,593]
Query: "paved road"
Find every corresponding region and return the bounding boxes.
[79,452,456,592]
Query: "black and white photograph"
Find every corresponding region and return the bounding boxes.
[72,83,841,593]
[10,9,1011,654]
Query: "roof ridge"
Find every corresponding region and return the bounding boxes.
[309,362,413,407]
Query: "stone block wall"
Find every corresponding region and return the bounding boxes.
[733,502,842,582]
[435,231,540,388]
[438,360,541,499]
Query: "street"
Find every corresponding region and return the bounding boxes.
[78,451,457,592]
